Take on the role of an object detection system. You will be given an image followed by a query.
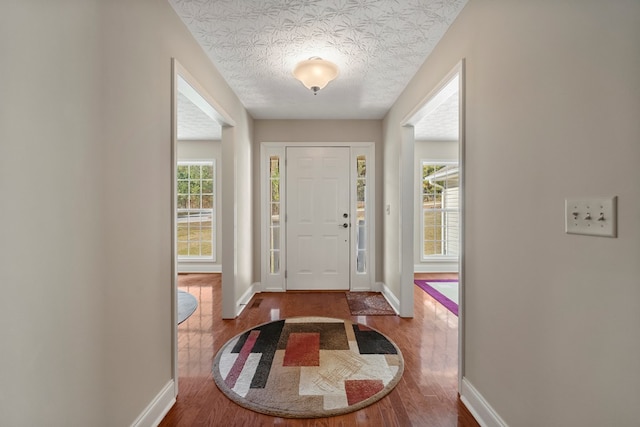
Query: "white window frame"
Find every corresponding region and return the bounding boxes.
[349,146,375,291]
[419,159,459,262]
[177,160,216,262]
[260,144,286,291]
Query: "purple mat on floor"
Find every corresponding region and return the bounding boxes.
[414,280,458,316]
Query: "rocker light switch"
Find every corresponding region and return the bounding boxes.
[565,196,617,237]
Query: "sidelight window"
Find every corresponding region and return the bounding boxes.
[356,155,367,273]
[269,156,281,274]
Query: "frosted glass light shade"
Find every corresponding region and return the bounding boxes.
[293,57,339,94]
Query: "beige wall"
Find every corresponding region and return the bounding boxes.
[100,0,252,422]
[0,0,252,425]
[0,1,104,424]
[252,120,384,283]
[177,140,220,159]
[415,140,458,161]
[5,0,639,425]
[386,0,640,425]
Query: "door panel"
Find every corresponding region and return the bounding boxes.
[286,147,350,290]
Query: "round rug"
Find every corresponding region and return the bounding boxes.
[212,316,404,418]
[177,290,198,324]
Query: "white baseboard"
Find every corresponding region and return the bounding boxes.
[235,282,258,317]
[177,263,221,273]
[380,283,400,314]
[414,262,458,273]
[130,380,176,427]
[460,377,508,427]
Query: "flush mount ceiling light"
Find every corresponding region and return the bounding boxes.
[292,57,339,95]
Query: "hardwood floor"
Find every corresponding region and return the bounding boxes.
[162,274,479,427]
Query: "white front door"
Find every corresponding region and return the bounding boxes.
[286,146,350,290]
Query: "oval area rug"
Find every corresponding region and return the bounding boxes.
[177,290,198,324]
[212,316,404,418]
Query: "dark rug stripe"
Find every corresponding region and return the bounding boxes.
[229,320,286,389]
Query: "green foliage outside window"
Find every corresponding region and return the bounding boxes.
[177,162,214,258]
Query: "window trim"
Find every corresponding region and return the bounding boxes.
[176,160,216,262]
[419,159,459,262]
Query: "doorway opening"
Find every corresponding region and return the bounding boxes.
[171,59,235,396]
[401,60,465,389]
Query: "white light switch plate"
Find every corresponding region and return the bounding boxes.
[565,196,617,237]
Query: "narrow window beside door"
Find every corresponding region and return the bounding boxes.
[356,155,367,273]
[177,161,215,260]
[269,156,281,274]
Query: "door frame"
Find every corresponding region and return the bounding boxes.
[171,59,235,397]
[400,60,465,390]
[260,142,376,293]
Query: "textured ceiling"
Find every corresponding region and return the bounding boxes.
[168,0,467,120]
[414,74,459,141]
[177,92,221,140]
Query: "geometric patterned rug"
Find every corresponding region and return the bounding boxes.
[212,317,404,418]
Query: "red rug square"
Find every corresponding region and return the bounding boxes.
[283,332,320,366]
[344,379,384,405]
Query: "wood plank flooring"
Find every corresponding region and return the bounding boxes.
[162,274,479,427]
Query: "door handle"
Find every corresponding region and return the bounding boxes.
[339,223,349,228]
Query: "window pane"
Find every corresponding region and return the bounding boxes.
[356,218,366,273]
[202,195,213,209]
[189,180,200,195]
[200,241,212,256]
[424,240,439,256]
[270,226,280,251]
[270,156,279,177]
[357,179,365,203]
[189,195,200,209]
[177,195,188,209]
[189,165,201,179]
[187,242,201,256]
[177,165,189,179]
[270,251,280,274]
[355,156,367,274]
[177,180,189,194]
[201,179,213,193]
[177,220,188,256]
[357,250,366,273]
[269,156,280,274]
[271,202,280,216]
[201,165,213,179]
[357,155,366,178]
[271,180,280,202]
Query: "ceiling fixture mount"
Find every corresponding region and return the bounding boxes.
[292,57,339,95]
